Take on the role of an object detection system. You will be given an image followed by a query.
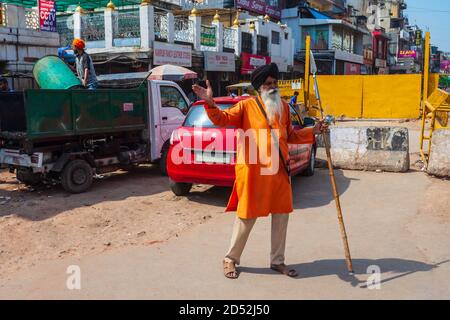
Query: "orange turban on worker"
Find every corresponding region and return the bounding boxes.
[72,38,85,50]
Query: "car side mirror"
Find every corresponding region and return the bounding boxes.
[303,117,315,127]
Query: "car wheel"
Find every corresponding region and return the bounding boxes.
[302,147,315,177]
[170,180,192,196]
[61,159,93,193]
[160,143,169,176]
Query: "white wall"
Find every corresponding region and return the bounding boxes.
[0,5,60,75]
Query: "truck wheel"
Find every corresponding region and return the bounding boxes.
[159,144,169,176]
[170,180,192,196]
[301,147,316,177]
[16,168,41,186]
[61,159,93,193]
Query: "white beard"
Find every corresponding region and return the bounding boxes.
[261,89,283,125]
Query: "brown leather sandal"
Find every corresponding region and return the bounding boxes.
[270,264,298,278]
[223,260,239,279]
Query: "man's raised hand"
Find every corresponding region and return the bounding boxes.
[192,80,214,106]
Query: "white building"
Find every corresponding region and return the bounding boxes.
[0,4,60,90]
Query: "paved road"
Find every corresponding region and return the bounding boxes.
[1,167,449,299]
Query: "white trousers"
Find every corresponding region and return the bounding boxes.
[224,213,289,265]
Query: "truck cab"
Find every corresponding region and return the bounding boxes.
[0,79,189,193]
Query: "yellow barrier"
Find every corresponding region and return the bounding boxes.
[419,88,450,166]
[428,73,440,97]
[311,75,363,118]
[363,74,422,118]
[301,74,422,119]
[278,79,303,99]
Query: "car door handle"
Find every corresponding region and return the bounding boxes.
[162,117,168,120]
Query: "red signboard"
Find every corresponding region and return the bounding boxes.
[236,0,281,20]
[241,52,271,75]
[39,0,56,32]
[344,63,361,75]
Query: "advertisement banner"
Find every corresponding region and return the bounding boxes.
[240,52,271,75]
[415,30,422,46]
[153,42,192,67]
[200,26,216,47]
[236,0,281,19]
[204,52,235,72]
[265,5,281,20]
[302,25,329,50]
[39,0,56,32]
[398,50,417,58]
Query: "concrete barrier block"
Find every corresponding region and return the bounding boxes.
[316,127,410,172]
[427,129,450,177]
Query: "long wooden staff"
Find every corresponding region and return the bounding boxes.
[310,51,354,274]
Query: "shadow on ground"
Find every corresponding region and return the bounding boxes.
[239,258,450,288]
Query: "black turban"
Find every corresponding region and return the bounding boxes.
[251,62,279,90]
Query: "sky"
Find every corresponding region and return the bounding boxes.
[405,0,450,52]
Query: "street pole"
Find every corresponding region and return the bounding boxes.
[304,36,311,110]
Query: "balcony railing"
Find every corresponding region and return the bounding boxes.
[174,17,193,43]
[83,12,105,47]
[56,14,74,46]
[154,12,168,41]
[114,9,140,47]
[54,3,293,67]
[223,27,236,50]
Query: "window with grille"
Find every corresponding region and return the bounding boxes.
[271,31,280,45]
[257,35,268,56]
[241,32,253,53]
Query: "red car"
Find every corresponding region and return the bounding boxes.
[167,96,317,196]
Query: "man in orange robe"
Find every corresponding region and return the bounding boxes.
[192,63,327,279]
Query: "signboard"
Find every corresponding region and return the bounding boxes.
[415,30,422,46]
[39,0,56,32]
[236,0,281,20]
[302,25,329,50]
[271,56,288,72]
[204,52,235,72]
[200,26,216,47]
[344,62,361,75]
[153,42,192,67]
[240,52,271,75]
[375,58,387,68]
[398,50,417,59]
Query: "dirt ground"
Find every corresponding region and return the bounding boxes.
[0,119,446,281]
[0,166,228,278]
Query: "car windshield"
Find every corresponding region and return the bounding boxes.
[183,104,236,128]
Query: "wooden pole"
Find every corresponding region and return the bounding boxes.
[312,73,354,274]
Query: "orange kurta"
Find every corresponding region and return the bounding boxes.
[206,97,315,219]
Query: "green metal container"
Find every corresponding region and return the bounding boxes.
[33,55,82,90]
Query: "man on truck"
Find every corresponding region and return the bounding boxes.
[72,38,98,90]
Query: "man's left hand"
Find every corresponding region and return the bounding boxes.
[313,119,328,135]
